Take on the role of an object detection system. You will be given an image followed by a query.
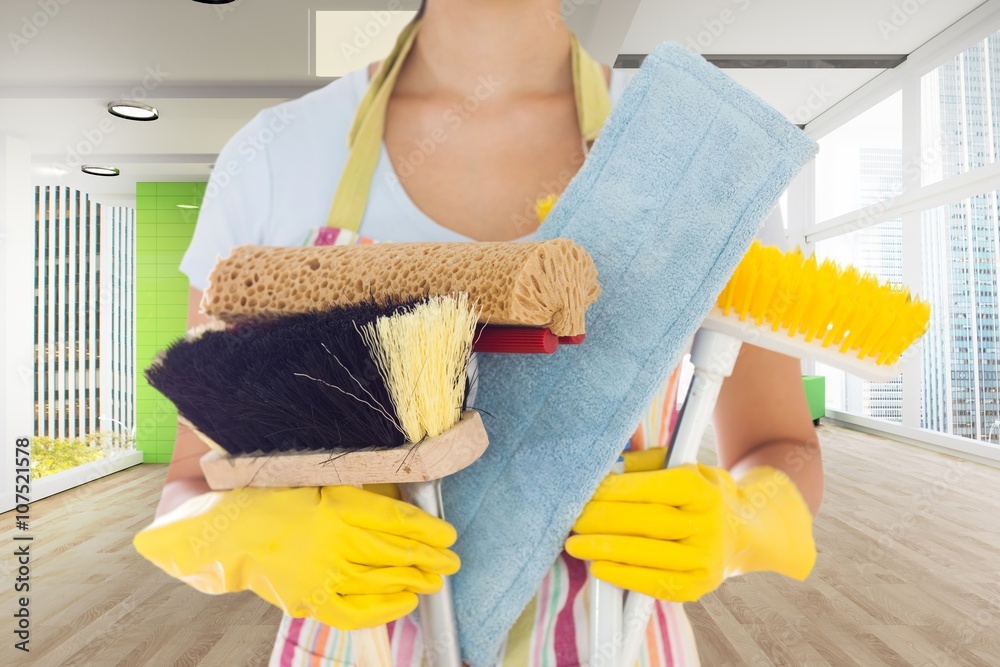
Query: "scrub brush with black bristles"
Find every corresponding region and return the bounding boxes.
[145,293,486,480]
[146,293,486,667]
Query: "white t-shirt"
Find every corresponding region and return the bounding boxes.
[181,67,787,289]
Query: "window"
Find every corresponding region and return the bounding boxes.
[815,221,905,425]
[816,92,902,223]
[921,30,1000,186]
[921,198,1000,442]
[809,22,1000,454]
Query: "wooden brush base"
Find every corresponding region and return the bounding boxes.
[199,410,488,491]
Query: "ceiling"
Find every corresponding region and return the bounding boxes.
[0,0,988,206]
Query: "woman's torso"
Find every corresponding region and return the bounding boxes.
[261,64,696,666]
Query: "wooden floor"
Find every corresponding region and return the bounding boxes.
[2,423,999,666]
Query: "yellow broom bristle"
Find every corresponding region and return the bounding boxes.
[360,294,479,443]
[536,194,558,223]
[717,240,931,367]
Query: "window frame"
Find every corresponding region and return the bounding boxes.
[791,0,1000,461]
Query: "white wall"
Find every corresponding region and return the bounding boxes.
[1,135,34,512]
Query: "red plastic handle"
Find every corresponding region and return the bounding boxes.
[473,326,585,354]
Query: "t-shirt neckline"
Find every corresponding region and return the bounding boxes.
[355,66,537,243]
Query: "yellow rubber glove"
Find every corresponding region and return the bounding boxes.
[133,485,460,630]
[565,449,815,602]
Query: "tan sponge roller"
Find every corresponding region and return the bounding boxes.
[202,240,601,337]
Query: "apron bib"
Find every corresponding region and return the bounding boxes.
[305,17,679,448]
[322,17,611,234]
[277,17,690,666]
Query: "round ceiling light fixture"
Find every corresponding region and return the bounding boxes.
[108,101,159,121]
[81,165,120,177]
[191,0,238,4]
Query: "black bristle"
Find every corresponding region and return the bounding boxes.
[145,301,421,456]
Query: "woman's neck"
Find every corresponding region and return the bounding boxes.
[397,0,573,99]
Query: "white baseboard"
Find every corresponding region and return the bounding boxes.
[14,450,145,509]
[825,410,1000,468]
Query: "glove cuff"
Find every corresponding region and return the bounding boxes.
[728,465,817,581]
[133,488,260,594]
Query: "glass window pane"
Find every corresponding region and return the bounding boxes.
[921,197,1000,443]
[921,31,1000,186]
[815,220,905,424]
[815,92,902,223]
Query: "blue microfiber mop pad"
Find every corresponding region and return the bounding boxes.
[440,41,818,666]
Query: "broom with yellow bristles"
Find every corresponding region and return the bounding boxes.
[609,240,931,666]
[707,240,930,376]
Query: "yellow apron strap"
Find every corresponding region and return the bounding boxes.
[325,21,611,232]
[571,33,611,143]
[325,19,422,233]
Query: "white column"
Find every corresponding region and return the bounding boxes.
[787,157,817,376]
[900,76,923,430]
[66,189,77,437]
[76,196,86,436]
[1,135,34,513]
[786,158,817,251]
[87,197,97,435]
[43,189,54,437]
[128,208,136,436]
[113,206,123,434]
[99,203,111,441]
[580,0,642,65]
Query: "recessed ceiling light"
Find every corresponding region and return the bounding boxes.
[108,102,160,120]
[176,204,200,209]
[81,165,120,177]
[108,101,159,121]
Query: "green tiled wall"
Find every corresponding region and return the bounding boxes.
[135,182,205,463]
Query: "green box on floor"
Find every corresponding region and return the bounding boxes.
[802,375,825,423]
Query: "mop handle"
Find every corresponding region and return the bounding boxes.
[347,481,395,667]
[402,480,463,667]
[352,627,394,666]
[619,329,743,666]
[588,457,626,666]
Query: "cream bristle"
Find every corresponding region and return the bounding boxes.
[717,241,931,367]
[360,294,479,443]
